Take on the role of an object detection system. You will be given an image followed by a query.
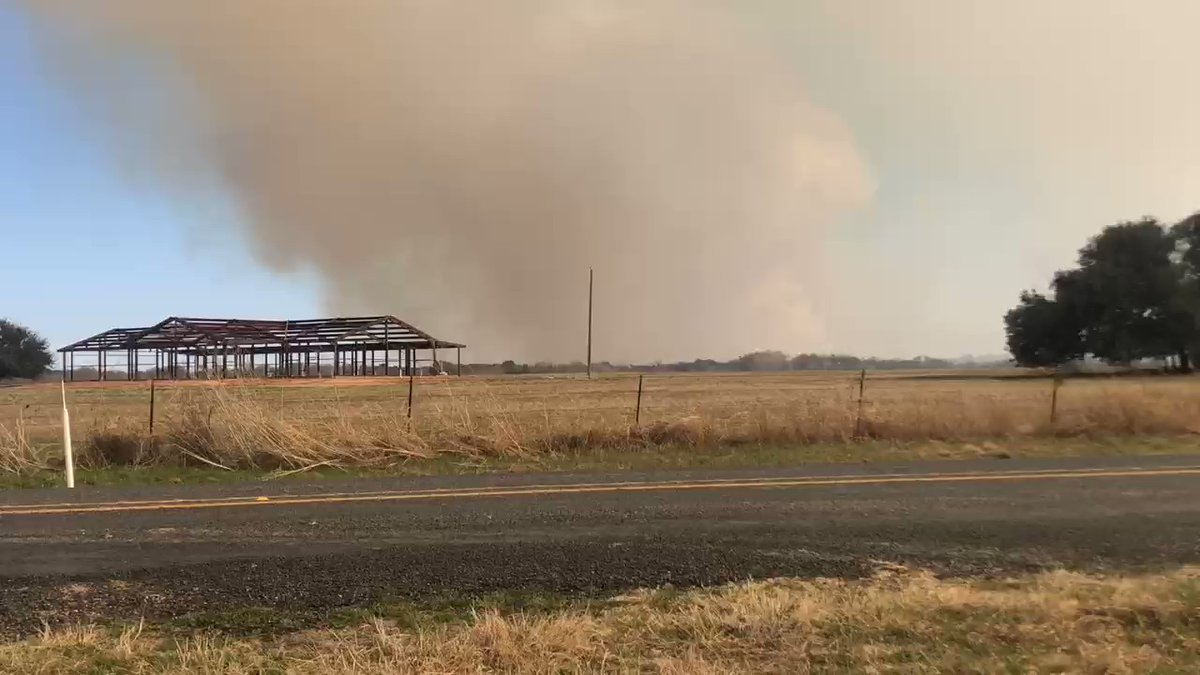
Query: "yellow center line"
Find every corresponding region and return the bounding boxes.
[1,466,1198,516]
[3,464,1185,513]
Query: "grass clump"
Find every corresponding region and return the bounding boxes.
[4,567,1200,673]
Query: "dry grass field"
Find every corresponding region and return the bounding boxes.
[4,566,1199,673]
[3,370,1200,476]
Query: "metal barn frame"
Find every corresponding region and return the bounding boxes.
[58,316,465,381]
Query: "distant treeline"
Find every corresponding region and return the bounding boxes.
[38,352,1000,381]
[461,352,1003,375]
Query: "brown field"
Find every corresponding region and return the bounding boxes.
[3,370,1200,475]
[5,566,1199,673]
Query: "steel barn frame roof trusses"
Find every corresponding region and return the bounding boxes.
[59,316,465,381]
[59,316,464,356]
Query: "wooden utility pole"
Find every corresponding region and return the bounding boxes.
[587,268,594,379]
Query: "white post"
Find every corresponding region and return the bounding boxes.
[60,379,75,489]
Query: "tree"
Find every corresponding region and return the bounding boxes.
[735,350,790,371]
[1073,220,1193,366]
[1005,217,1200,369]
[1004,290,1084,367]
[1170,211,1200,362]
[0,320,53,379]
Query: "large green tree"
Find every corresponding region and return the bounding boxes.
[1076,219,1192,366]
[1170,211,1200,360]
[1005,217,1199,369]
[1004,289,1084,367]
[0,319,53,379]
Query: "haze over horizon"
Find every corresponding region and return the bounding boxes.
[3,1,1197,363]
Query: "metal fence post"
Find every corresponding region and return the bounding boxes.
[148,379,156,436]
[853,369,866,439]
[1050,375,1062,424]
[407,372,415,419]
[634,374,644,425]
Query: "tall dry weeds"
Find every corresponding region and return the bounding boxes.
[0,416,46,474]
[3,373,1200,473]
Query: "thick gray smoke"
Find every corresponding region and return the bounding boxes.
[19,1,872,362]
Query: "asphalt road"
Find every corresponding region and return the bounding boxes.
[2,454,1200,634]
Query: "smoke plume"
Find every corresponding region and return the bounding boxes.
[18,1,872,362]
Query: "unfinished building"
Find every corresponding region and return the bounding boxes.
[58,316,465,381]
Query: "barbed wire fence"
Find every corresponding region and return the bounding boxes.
[2,369,1072,449]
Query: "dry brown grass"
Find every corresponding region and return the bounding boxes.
[3,567,1199,673]
[3,371,1200,473]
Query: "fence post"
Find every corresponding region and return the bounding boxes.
[407,372,415,419]
[1050,375,1062,424]
[634,374,645,425]
[148,379,156,436]
[853,369,866,439]
[60,380,75,489]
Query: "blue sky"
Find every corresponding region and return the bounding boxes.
[0,7,318,357]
